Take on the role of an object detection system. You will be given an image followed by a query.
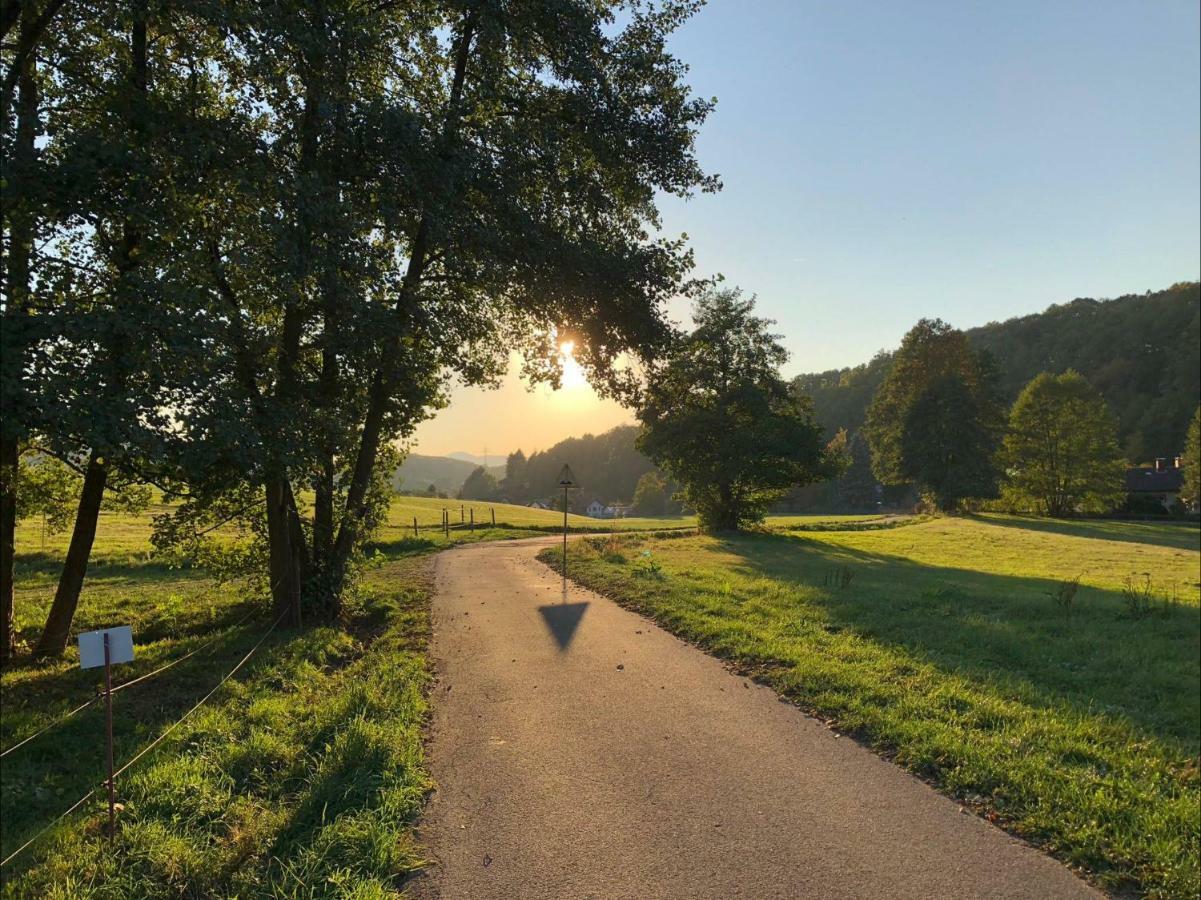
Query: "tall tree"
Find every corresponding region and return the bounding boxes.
[864,318,1003,511]
[631,471,668,516]
[1181,406,1201,510]
[1000,371,1126,516]
[835,431,878,511]
[162,0,717,618]
[638,288,834,531]
[25,0,198,656]
[502,450,529,501]
[0,0,44,661]
[459,466,498,501]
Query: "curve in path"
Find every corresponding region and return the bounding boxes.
[412,536,1097,899]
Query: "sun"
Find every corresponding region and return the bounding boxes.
[559,340,587,390]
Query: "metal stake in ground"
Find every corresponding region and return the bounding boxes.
[78,626,135,836]
[103,635,114,835]
[557,464,576,588]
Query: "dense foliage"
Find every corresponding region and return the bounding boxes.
[864,319,1003,511]
[1,0,716,657]
[631,471,670,515]
[458,466,500,501]
[500,425,663,507]
[638,289,833,530]
[1183,407,1201,509]
[795,282,1201,461]
[1000,372,1126,516]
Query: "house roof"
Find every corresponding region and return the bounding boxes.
[1124,466,1184,493]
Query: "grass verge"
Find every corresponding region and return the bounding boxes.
[1,522,502,895]
[539,516,1201,898]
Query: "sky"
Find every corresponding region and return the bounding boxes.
[411,0,1201,460]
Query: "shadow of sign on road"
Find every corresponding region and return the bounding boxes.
[538,603,589,650]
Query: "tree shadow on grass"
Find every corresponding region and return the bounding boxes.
[709,531,1201,749]
[974,513,1201,552]
[13,551,198,584]
[0,620,282,862]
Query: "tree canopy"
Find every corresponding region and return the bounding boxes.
[795,282,1201,462]
[864,319,1003,511]
[1000,371,1125,516]
[0,0,717,657]
[637,288,832,530]
[459,466,499,502]
[631,471,669,516]
[1182,407,1201,510]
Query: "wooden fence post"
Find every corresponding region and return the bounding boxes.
[470,509,474,532]
[413,516,418,538]
[491,507,495,527]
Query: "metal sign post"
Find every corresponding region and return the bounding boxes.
[103,634,115,836]
[79,625,135,836]
[557,464,576,586]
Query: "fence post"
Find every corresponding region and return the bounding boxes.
[470,508,474,532]
[491,507,495,527]
[103,633,115,837]
[413,516,418,538]
[460,504,464,523]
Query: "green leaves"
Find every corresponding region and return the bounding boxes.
[638,288,829,531]
[864,319,1003,511]
[1001,371,1128,516]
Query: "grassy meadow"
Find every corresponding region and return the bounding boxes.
[0,494,703,892]
[542,515,1201,897]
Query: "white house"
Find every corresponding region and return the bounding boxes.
[528,499,550,510]
[585,499,612,518]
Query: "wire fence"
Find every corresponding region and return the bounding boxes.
[0,607,260,761]
[0,609,288,872]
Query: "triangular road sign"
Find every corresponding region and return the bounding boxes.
[557,464,576,486]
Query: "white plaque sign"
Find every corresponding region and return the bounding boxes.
[78,626,135,669]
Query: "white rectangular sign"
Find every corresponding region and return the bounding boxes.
[78,626,134,669]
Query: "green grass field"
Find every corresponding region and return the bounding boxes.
[385,494,697,531]
[0,493,707,891]
[9,500,1199,895]
[1,497,571,894]
[541,515,1201,898]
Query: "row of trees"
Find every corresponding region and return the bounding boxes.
[794,282,1200,464]
[862,318,1200,515]
[633,297,1199,531]
[0,0,718,662]
[495,426,660,507]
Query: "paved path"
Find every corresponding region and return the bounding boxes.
[412,537,1097,899]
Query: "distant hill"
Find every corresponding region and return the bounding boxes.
[392,454,504,495]
[446,451,502,467]
[793,282,1201,461]
[504,425,661,505]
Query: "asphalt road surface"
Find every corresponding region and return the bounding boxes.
[411,536,1097,899]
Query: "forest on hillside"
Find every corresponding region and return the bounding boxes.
[498,425,660,506]
[435,283,1199,508]
[793,282,1201,460]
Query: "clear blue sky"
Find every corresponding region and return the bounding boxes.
[413,0,1200,457]
[659,0,1201,372]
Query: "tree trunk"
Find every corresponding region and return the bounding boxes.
[33,451,107,657]
[313,451,334,567]
[265,475,301,626]
[284,478,310,585]
[0,4,40,664]
[0,436,17,664]
[327,12,479,592]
